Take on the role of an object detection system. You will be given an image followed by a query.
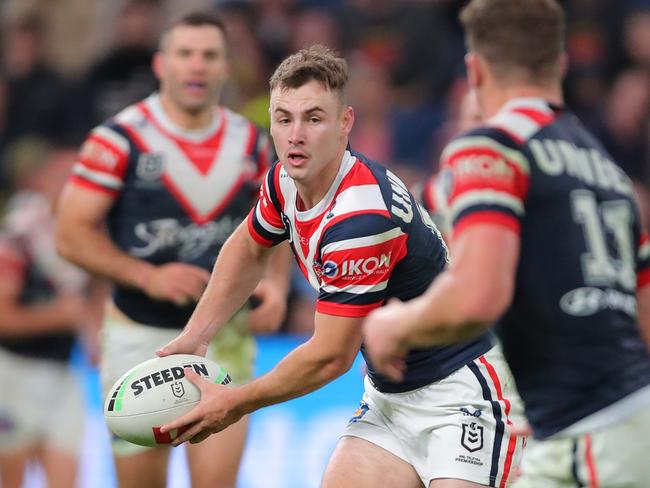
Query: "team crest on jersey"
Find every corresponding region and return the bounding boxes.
[136,153,165,181]
[461,422,484,452]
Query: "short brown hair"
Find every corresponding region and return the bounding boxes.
[460,0,565,82]
[159,10,227,51]
[269,45,348,102]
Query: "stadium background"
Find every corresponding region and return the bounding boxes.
[0,0,648,486]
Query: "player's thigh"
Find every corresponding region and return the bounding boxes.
[113,447,170,488]
[0,447,31,488]
[185,416,249,488]
[39,445,78,488]
[322,436,423,488]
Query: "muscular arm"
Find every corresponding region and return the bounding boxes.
[399,224,519,347]
[0,248,81,337]
[163,311,363,444]
[55,184,209,304]
[363,224,519,374]
[55,184,154,289]
[236,313,362,411]
[160,221,281,354]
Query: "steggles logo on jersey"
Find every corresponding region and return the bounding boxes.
[136,153,165,181]
[130,216,242,260]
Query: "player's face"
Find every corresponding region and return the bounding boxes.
[270,80,353,188]
[155,25,228,114]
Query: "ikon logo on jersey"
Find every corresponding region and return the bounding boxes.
[319,253,392,280]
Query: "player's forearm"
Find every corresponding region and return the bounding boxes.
[234,340,352,415]
[0,302,75,336]
[184,223,272,341]
[56,223,154,290]
[262,241,292,295]
[400,272,500,348]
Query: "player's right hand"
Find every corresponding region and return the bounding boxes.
[142,263,210,306]
[156,330,209,358]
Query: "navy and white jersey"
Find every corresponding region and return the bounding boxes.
[70,94,272,328]
[248,150,493,392]
[0,192,88,361]
[438,97,650,439]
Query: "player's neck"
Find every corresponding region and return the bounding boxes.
[295,146,347,210]
[159,94,215,131]
[480,82,563,119]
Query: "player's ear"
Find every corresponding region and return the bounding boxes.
[465,53,482,91]
[341,106,355,136]
[152,52,164,80]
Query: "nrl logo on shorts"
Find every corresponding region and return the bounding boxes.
[461,422,484,453]
[171,381,185,398]
[136,153,165,181]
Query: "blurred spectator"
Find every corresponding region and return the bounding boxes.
[596,68,650,227]
[219,2,272,125]
[77,0,161,130]
[1,14,73,147]
[347,53,393,164]
[622,6,650,69]
[0,143,102,488]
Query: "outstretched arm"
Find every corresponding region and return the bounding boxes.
[363,224,519,380]
[161,311,363,444]
[157,221,281,356]
[55,184,210,305]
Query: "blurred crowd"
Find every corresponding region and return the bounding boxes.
[0,0,649,333]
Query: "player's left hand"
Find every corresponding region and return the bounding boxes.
[362,299,410,382]
[160,368,243,446]
[247,279,287,334]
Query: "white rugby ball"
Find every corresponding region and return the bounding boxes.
[104,354,231,447]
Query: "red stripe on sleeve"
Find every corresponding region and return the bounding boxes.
[316,300,382,318]
[453,211,521,239]
[69,175,119,197]
[247,211,275,248]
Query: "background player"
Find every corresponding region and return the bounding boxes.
[157,45,524,488]
[55,11,290,488]
[0,145,102,488]
[363,1,650,486]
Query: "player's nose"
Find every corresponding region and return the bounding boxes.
[288,121,305,146]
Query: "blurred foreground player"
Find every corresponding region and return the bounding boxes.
[56,11,289,488]
[363,1,650,486]
[158,45,525,488]
[0,146,102,488]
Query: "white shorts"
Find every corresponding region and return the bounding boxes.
[513,406,650,487]
[343,345,525,487]
[101,304,255,456]
[0,347,84,456]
